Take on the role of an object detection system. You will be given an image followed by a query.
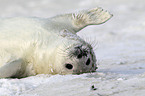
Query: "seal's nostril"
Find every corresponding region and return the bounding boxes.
[77,54,82,59]
[86,58,90,65]
[65,64,73,69]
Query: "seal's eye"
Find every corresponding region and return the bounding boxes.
[65,64,73,69]
[86,58,90,65]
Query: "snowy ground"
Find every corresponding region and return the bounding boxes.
[0,0,145,96]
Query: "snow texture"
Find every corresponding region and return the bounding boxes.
[0,0,145,96]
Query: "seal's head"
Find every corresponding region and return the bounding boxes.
[53,31,97,74]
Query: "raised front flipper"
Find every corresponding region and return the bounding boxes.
[50,7,113,33]
[0,59,25,78]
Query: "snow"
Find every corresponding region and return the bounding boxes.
[0,0,145,96]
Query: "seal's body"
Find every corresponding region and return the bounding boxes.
[0,7,112,78]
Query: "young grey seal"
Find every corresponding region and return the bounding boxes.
[0,7,112,78]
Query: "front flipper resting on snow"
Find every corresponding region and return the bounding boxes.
[50,7,113,33]
[0,59,25,78]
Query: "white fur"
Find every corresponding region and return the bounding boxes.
[0,7,112,77]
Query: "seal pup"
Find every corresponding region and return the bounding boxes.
[0,7,112,78]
